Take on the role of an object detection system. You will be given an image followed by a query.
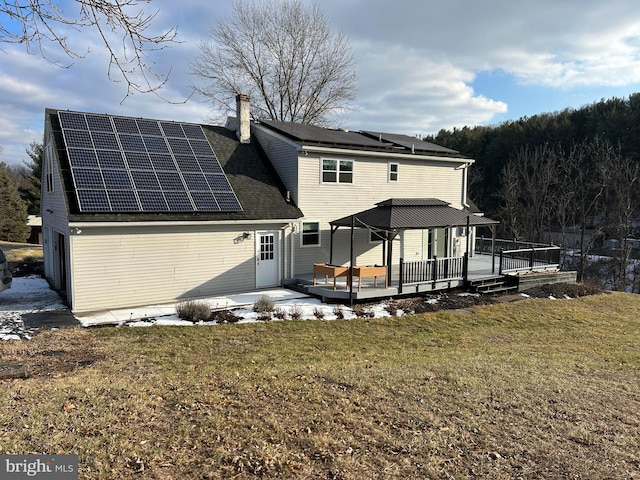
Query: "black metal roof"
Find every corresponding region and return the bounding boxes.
[257,119,467,158]
[45,108,303,222]
[330,198,498,230]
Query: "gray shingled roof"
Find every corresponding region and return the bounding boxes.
[45,109,303,222]
[257,119,466,158]
[330,198,498,230]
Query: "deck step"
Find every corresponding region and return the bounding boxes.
[469,275,518,295]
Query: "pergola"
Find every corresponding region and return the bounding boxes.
[328,198,499,290]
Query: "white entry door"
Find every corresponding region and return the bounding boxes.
[256,231,280,288]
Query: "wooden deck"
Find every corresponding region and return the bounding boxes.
[290,254,505,302]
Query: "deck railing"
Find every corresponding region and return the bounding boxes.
[499,246,561,274]
[399,254,467,293]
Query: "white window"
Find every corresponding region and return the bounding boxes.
[44,142,54,193]
[322,158,353,183]
[301,221,320,246]
[388,162,399,182]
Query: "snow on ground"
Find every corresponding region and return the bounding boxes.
[0,276,68,340]
[0,276,402,340]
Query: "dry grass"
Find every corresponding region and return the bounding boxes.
[0,241,43,263]
[1,292,639,479]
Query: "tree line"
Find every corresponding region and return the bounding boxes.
[427,94,640,290]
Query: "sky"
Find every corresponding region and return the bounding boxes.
[2,0,640,167]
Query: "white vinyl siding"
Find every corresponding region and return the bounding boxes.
[288,154,466,275]
[252,125,300,202]
[68,224,283,313]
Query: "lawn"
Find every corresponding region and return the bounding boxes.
[1,291,639,479]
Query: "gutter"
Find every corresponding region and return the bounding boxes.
[300,145,474,164]
[68,218,301,229]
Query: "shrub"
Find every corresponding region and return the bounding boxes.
[212,309,240,324]
[289,305,303,320]
[313,307,325,319]
[274,307,287,320]
[254,295,275,313]
[385,303,398,316]
[176,300,211,322]
[333,305,344,319]
[352,304,374,318]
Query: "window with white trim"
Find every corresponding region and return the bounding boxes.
[322,158,353,183]
[301,221,320,246]
[44,141,54,193]
[388,162,399,182]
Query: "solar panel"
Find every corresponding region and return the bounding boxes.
[91,132,119,150]
[160,122,185,138]
[77,189,110,211]
[58,111,242,213]
[143,136,170,154]
[113,117,139,134]
[150,154,177,172]
[86,115,114,132]
[97,150,126,169]
[191,192,221,211]
[107,190,139,211]
[167,137,192,155]
[157,171,185,190]
[102,170,133,189]
[131,170,161,190]
[68,149,99,168]
[138,190,168,211]
[182,173,210,191]
[59,111,88,130]
[137,119,163,136]
[182,124,207,140]
[118,134,146,152]
[72,168,104,189]
[197,157,223,174]
[164,191,193,211]
[64,129,93,148]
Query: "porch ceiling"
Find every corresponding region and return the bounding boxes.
[329,198,499,231]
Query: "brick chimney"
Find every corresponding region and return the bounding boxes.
[236,93,250,143]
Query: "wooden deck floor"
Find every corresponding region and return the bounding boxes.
[289,254,503,302]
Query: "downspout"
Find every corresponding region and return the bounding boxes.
[289,222,296,279]
[349,215,355,306]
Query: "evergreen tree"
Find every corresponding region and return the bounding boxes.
[20,141,43,215]
[0,162,30,242]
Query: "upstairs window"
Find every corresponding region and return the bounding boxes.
[388,162,399,182]
[322,159,353,183]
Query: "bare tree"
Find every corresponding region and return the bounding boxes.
[191,0,356,125]
[1,0,178,99]
[565,137,611,282]
[602,150,639,291]
[497,160,525,241]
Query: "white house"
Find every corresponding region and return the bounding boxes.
[41,96,495,313]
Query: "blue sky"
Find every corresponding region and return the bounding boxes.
[2,0,640,166]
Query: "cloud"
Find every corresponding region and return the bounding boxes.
[344,42,507,134]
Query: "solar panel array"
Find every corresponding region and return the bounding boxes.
[58,111,243,213]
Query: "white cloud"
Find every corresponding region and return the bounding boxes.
[3,0,640,166]
[344,43,507,134]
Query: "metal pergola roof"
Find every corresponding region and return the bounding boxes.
[329,198,499,232]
